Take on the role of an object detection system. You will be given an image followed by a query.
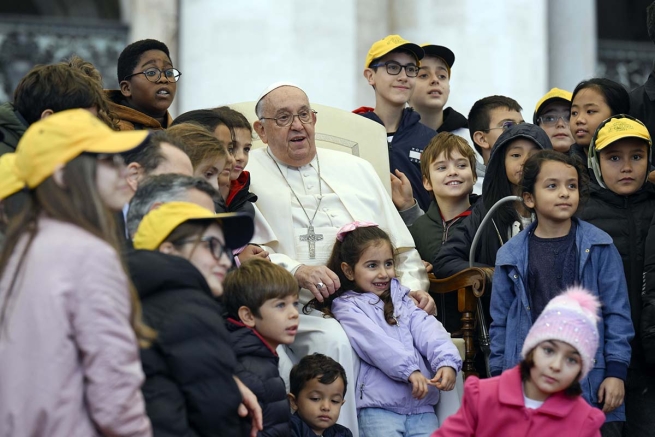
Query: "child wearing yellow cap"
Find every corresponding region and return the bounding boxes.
[578,114,655,433]
[0,109,152,435]
[354,35,437,224]
[130,201,261,436]
[533,88,575,153]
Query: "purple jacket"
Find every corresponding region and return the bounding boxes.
[332,279,461,415]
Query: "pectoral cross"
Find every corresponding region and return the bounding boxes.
[299,225,323,259]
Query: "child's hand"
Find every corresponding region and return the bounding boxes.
[408,370,430,400]
[429,367,457,391]
[597,377,625,413]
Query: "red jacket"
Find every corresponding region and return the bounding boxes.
[431,366,605,437]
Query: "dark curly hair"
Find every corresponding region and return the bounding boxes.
[117,39,171,83]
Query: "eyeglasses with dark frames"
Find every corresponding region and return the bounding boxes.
[369,61,419,77]
[176,235,233,263]
[123,67,182,83]
[484,120,522,132]
[259,109,317,127]
[537,114,570,127]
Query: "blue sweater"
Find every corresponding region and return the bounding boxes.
[490,218,634,422]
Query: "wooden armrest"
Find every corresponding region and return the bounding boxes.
[427,268,490,379]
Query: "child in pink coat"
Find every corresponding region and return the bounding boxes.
[431,287,606,437]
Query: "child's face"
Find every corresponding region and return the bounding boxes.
[477,107,524,155]
[121,49,176,117]
[194,156,227,192]
[96,154,131,211]
[537,101,575,153]
[212,124,236,186]
[523,160,579,225]
[341,240,396,296]
[423,150,475,202]
[409,56,450,111]
[504,139,539,187]
[289,376,346,435]
[254,294,300,349]
[524,340,582,402]
[365,51,417,107]
[599,139,649,196]
[570,87,612,147]
[229,128,252,181]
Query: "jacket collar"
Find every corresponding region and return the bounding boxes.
[499,366,580,417]
[645,71,655,101]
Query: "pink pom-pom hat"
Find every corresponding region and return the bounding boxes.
[521,286,601,380]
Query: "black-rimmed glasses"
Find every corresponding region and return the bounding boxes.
[484,121,522,132]
[369,61,419,77]
[123,67,181,83]
[177,235,233,262]
[260,109,317,127]
[537,114,570,126]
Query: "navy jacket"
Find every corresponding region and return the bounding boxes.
[226,320,290,437]
[356,107,436,210]
[290,412,353,437]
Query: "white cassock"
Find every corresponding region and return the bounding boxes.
[249,147,428,435]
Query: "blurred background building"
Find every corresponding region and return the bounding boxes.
[0,0,652,119]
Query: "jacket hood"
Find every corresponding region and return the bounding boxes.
[126,249,213,300]
[483,123,552,196]
[587,177,655,206]
[438,107,468,133]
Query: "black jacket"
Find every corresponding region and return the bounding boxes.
[290,412,353,437]
[226,319,290,437]
[578,182,655,369]
[227,171,258,219]
[629,71,655,166]
[437,107,468,133]
[127,249,243,437]
[410,194,478,332]
[356,107,437,210]
[642,210,655,365]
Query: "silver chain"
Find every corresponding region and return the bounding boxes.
[266,148,323,226]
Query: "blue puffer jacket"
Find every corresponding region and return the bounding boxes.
[355,107,436,210]
[490,218,634,422]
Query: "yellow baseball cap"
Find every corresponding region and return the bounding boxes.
[593,116,651,151]
[533,88,573,123]
[15,108,149,188]
[0,153,24,200]
[365,35,424,69]
[133,201,254,251]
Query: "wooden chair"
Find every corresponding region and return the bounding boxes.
[428,268,488,379]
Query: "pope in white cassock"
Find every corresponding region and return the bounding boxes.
[248,82,431,435]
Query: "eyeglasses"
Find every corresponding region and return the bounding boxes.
[177,235,233,263]
[260,109,317,127]
[537,114,570,126]
[484,121,521,132]
[369,61,419,77]
[96,153,125,168]
[123,67,181,83]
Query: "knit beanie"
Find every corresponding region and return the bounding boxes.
[521,286,600,380]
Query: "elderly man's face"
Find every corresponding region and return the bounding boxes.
[255,86,317,167]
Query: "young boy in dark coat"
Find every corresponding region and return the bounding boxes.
[289,354,353,437]
[223,258,300,437]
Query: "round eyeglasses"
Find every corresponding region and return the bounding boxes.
[537,114,570,126]
[177,235,233,263]
[259,109,317,127]
[369,61,419,77]
[123,67,181,83]
[484,120,522,132]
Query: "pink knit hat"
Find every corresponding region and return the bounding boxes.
[521,286,601,380]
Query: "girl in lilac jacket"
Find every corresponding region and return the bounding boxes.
[308,221,462,437]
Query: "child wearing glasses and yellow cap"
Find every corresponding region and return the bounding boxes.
[354,35,437,224]
[0,109,152,436]
[578,115,655,434]
[533,88,575,153]
[131,201,264,436]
